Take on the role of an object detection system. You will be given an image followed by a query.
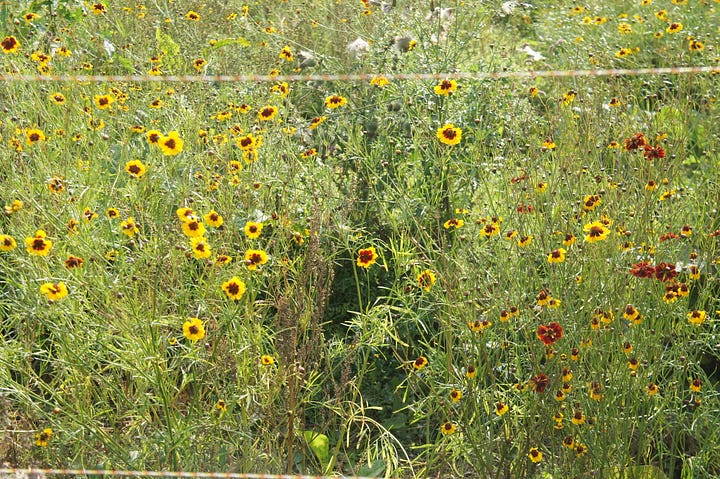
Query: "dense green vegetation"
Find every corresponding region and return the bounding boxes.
[1,1,719,478]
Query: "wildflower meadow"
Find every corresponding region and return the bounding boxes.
[1,1,719,478]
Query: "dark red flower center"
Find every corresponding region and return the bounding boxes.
[2,37,17,50]
[359,250,374,263]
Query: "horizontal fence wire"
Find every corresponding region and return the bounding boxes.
[0,468,380,479]
[0,65,718,83]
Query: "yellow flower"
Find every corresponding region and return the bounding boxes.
[666,22,683,34]
[547,248,566,264]
[688,40,705,52]
[181,219,206,238]
[356,246,378,268]
[325,94,347,109]
[214,255,233,266]
[237,133,261,150]
[49,92,66,105]
[433,79,458,96]
[40,282,69,301]
[261,355,275,365]
[94,94,114,109]
[4,199,23,215]
[257,105,278,121]
[309,116,327,129]
[244,221,263,239]
[222,276,247,300]
[616,48,636,58]
[270,82,290,98]
[583,221,610,242]
[688,266,700,280]
[183,317,206,341]
[26,128,46,144]
[204,210,224,228]
[0,234,17,251]
[244,249,269,271]
[436,124,462,145]
[214,399,228,415]
[120,217,139,237]
[646,383,660,396]
[146,129,163,145]
[416,269,437,292]
[157,131,184,156]
[125,159,147,178]
[563,233,576,246]
[449,388,462,402]
[528,447,543,463]
[190,237,212,259]
[34,428,53,447]
[687,310,706,325]
[571,411,585,425]
[440,422,456,435]
[1,36,21,54]
[370,75,390,87]
[186,10,201,21]
[25,230,52,255]
[193,58,207,72]
[413,356,428,370]
[279,45,293,61]
[176,207,197,223]
[443,218,464,229]
[518,235,533,247]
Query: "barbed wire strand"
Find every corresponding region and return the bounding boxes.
[0,468,380,479]
[0,65,718,83]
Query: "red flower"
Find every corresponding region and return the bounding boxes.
[659,233,680,242]
[517,203,534,214]
[529,373,550,393]
[624,133,646,151]
[643,144,665,161]
[630,261,656,278]
[537,322,563,345]
[654,262,678,282]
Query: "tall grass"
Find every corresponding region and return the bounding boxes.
[1,0,719,478]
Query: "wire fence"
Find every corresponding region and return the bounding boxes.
[0,468,379,479]
[0,65,718,83]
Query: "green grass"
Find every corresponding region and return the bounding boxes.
[1,0,719,478]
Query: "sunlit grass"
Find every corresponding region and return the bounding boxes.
[1,1,719,478]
